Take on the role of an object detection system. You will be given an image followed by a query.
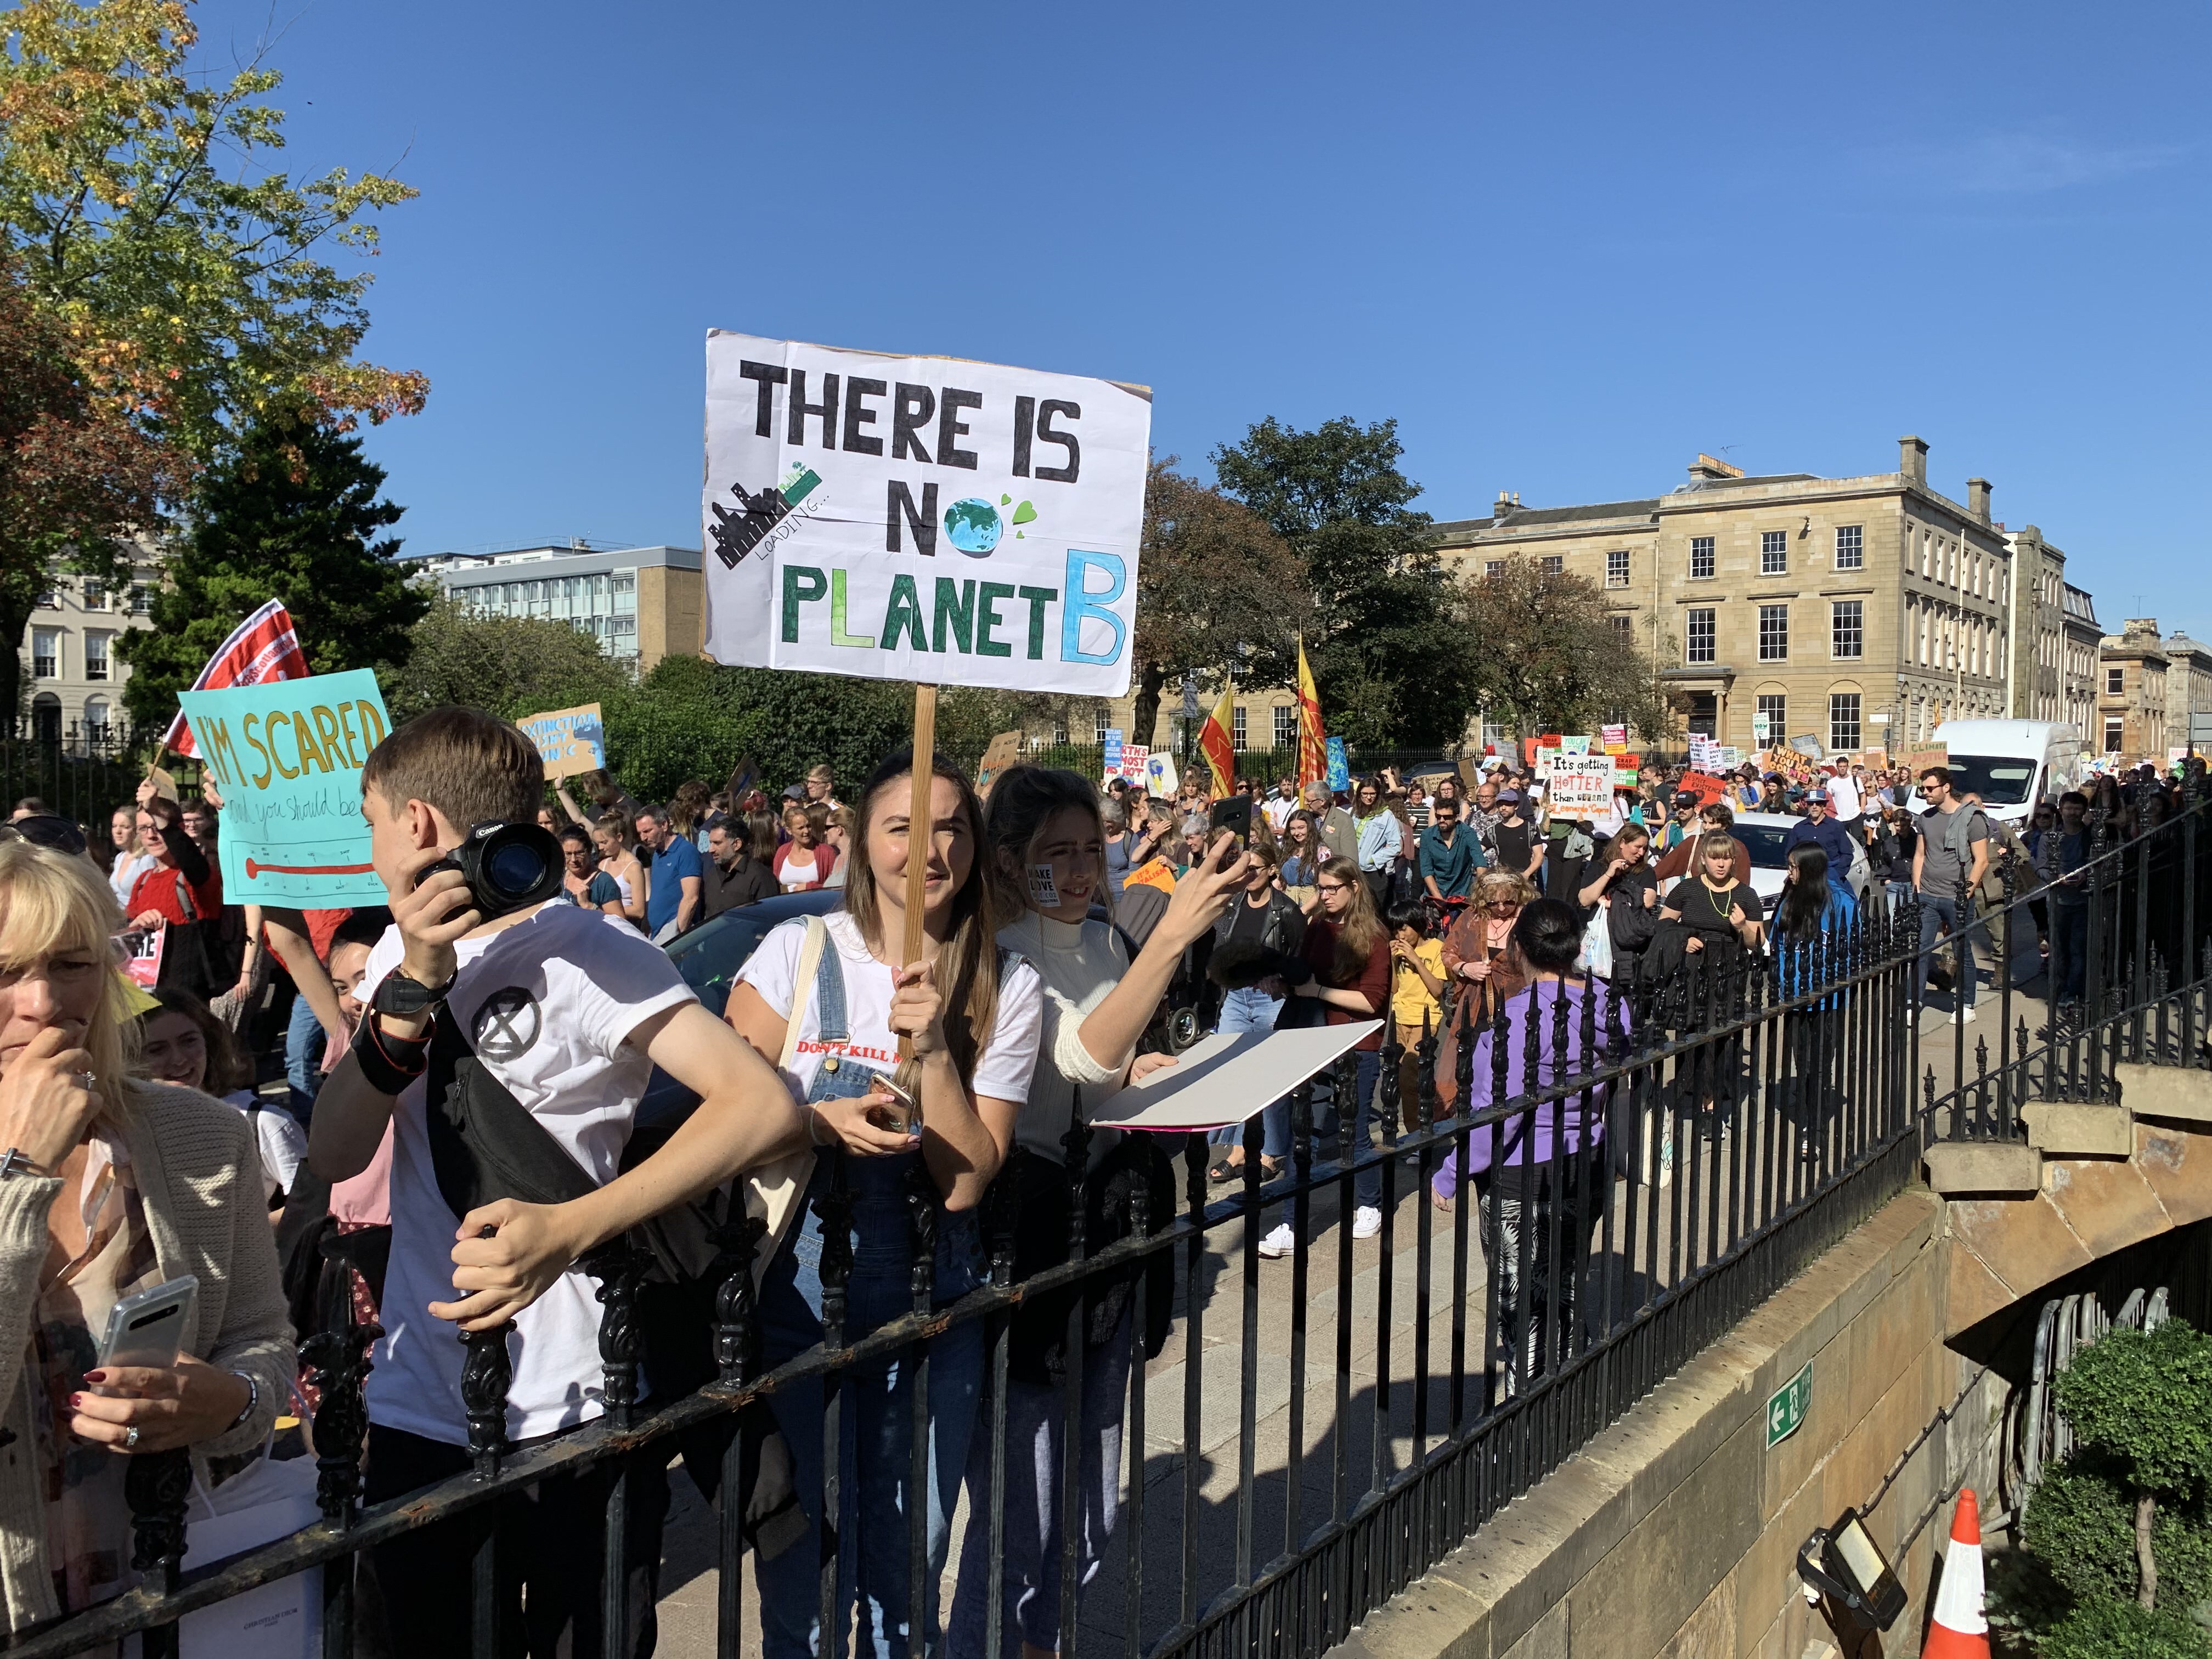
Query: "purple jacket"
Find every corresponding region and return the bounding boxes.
[1431,977,1630,1201]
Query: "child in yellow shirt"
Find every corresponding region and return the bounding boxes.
[1386,902,1448,1124]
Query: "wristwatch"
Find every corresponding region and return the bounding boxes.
[371,969,456,1017]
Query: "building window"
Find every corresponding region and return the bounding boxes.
[1540,555,1562,576]
[2106,665,2124,695]
[1611,614,1633,640]
[34,588,60,611]
[1756,693,1787,742]
[1274,706,1298,749]
[128,584,151,614]
[1690,537,1715,580]
[31,629,59,679]
[1485,560,1505,579]
[81,580,106,611]
[1833,526,1863,570]
[1686,608,1716,664]
[1232,706,1248,751]
[1831,600,1863,660]
[83,696,110,741]
[84,631,110,681]
[1830,693,1862,753]
[2104,718,2124,753]
[1760,530,1788,575]
[1606,550,1629,588]
[1094,708,1111,744]
[1758,604,1789,661]
[1051,718,1070,746]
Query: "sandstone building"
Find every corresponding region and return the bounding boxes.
[1431,437,2021,757]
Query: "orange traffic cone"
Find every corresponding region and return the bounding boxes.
[1923,1488,1990,1657]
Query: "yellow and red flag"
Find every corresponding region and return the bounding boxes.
[1199,681,1237,797]
[1296,637,1326,787]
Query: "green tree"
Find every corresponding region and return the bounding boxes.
[1456,556,1680,747]
[1,0,426,461]
[1210,416,1472,748]
[1126,459,1311,748]
[0,257,176,720]
[2052,1318,2212,1612]
[595,657,918,806]
[119,412,425,725]
[380,594,631,725]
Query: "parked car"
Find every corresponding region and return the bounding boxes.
[638,889,843,1127]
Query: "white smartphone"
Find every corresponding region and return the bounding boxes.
[98,1274,198,1372]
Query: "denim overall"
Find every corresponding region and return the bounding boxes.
[756,929,985,1659]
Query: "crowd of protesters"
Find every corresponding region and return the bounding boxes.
[0,720,2203,1654]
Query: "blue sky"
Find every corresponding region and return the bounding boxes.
[193,0,2211,635]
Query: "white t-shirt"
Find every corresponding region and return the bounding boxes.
[1261,794,1297,834]
[223,1088,306,1202]
[1826,774,1863,820]
[737,911,1044,1110]
[359,902,695,1446]
[778,849,821,892]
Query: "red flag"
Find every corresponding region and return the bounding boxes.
[1295,638,1326,787]
[160,600,311,757]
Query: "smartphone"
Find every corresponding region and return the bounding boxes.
[1209,794,1254,844]
[98,1274,198,1372]
[865,1073,923,1136]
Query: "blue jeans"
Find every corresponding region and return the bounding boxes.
[2049,902,2088,1003]
[285,988,325,1121]
[1917,894,1985,1011]
[1345,1049,1386,1210]
[1209,985,1288,1159]
[757,1152,984,1659]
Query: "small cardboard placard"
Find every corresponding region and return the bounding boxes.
[976,730,1023,791]
[518,703,608,780]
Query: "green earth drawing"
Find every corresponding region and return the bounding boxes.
[944,497,1002,555]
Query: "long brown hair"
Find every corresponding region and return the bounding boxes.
[982,765,1108,919]
[840,748,1002,1083]
[1315,854,1386,982]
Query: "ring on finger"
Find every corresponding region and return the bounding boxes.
[124,1425,141,1451]
[76,1070,97,1091]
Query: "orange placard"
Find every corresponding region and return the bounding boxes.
[1674,770,1728,808]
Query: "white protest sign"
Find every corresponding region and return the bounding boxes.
[1118,743,1151,784]
[702,332,1152,697]
[1089,1021,1384,1133]
[1545,754,1615,818]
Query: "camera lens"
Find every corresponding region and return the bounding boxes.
[486,836,552,899]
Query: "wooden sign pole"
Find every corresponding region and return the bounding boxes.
[898,682,939,1060]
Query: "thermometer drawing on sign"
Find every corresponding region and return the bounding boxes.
[246,858,376,878]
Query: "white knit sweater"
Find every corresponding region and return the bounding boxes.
[997,912,1132,1165]
[0,1082,297,1633]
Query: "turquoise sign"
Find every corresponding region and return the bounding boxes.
[179,668,392,906]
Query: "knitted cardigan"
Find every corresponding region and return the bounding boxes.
[0,1081,296,1633]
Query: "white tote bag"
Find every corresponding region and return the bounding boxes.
[1577,901,1615,980]
[126,1451,323,1659]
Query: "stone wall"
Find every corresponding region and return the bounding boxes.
[1339,1190,2005,1659]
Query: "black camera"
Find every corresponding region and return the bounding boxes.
[422,820,565,922]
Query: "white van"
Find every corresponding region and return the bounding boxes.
[1906,720,2084,826]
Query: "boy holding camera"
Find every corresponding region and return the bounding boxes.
[309,708,808,1654]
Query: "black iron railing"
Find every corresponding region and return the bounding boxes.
[8,893,1942,1659]
[1922,781,2212,1144]
[0,721,195,830]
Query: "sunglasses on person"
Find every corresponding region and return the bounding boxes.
[0,814,88,856]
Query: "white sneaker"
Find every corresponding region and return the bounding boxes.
[1954,1006,1977,1024]
[1352,1206,1383,1240]
[1256,1223,1296,1259]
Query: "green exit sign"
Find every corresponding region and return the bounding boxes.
[1767,1361,1813,1449]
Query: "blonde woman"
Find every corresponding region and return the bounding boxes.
[0,841,293,1632]
[589,811,648,928]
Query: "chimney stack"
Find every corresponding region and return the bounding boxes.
[1967,478,1992,522]
[1898,436,1929,487]
[1493,490,1513,520]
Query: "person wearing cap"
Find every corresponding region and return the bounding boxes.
[1488,789,1544,884]
[1787,787,1858,874]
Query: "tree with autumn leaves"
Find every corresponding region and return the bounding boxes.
[0,0,425,720]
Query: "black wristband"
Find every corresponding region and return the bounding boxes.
[351,1013,431,1096]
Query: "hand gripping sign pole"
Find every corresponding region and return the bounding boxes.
[899,684,938,1077]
